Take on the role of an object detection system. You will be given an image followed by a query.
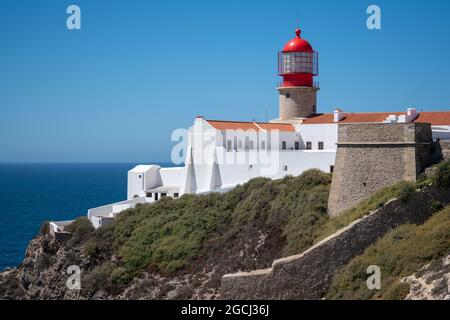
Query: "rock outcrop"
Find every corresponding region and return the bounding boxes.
[402,255,450,300]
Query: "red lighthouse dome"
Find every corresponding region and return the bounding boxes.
[278,28,318,87]
[283,29,313,52]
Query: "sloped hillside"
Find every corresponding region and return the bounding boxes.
[326,160,450,300]
[326,205,450,300]
[1,161,449,300]
[1,170,332,299]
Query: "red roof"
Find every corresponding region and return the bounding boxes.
[206,120,295,132]
[301,111,450,126]
[283,29,313,52]
[416,112,450,126]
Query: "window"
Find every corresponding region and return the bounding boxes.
[146,193,153,198]
[285,93,290,99]
[161,193,167,198]
[261,141,266,149]
[138,175,142,179]
[279,51,318,75]
[306,142,312,150]
[282,141,287,150]
[173,193,179,198]
[227,140,232,151]
[318,142,324,150]
[295,141,300,150]
[330,166,334,174]
[283,165,288,171]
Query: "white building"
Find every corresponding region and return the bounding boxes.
[85,108,449,227]
[49,27,450,229]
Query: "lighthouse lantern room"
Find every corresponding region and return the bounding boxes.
[275,28,320,122]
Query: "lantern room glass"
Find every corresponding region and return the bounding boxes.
[278,51,318,76]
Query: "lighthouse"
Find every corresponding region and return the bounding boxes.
[275,28,319,122]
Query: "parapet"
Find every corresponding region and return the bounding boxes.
[327,122,433,217]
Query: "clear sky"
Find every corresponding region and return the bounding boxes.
[1,0,449,162]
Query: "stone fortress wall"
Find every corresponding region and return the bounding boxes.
[436,140,450,161]
[220,122,448,300]
[221,186,450,300]
[327,123,434,217]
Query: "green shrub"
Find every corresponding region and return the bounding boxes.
[326,205,450,300]
[433,160,450,188]
[103,170,332,278]
[66,217,95,247]
[398,182,416,203]
[82,261,113,295]
[83,224,115,260]
[314,181,415,243]
[431,201,444,213]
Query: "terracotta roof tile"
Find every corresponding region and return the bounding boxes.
[301,111,450,126]
[415,112,450,126]
[206,120,295,132]
[256,122,295,132]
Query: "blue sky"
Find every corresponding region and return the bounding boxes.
[0,0,449,162]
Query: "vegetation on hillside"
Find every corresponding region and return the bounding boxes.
[326,205,450,300]
[325,160,450,300]
[68,169,333,296]
[313,181,417,243]
[62,159,450,298]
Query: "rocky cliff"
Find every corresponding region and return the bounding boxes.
[0,170,332,300]
[1,161,449,300]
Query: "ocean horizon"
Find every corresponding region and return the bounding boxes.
[0,162,176,271]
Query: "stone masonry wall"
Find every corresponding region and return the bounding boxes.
[327,123,433,217]
[437,140,450,161]
[221,186,450,300]
[278,87,318,119]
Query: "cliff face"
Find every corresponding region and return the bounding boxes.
[0,235,87,300]
[0,170,332,300]
[403,255,450,300]
[0,220,288,300]
[1,161,449,300]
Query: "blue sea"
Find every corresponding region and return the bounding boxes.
[0,163,172,271]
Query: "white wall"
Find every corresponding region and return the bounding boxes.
[214,149,336,189]
[125,118,339,198]
[88,197,146,219]
[128,171,145,199]
[296,123,338,150]
[432,126,450,141]
[159,167,185,186]
[127,165,162,199]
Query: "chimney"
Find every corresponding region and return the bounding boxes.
[407,108,417,117]
[333,108,344,123]
[405,108,419,123]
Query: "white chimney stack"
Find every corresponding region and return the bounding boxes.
[334,108,344,123]
[405,108,419,123]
